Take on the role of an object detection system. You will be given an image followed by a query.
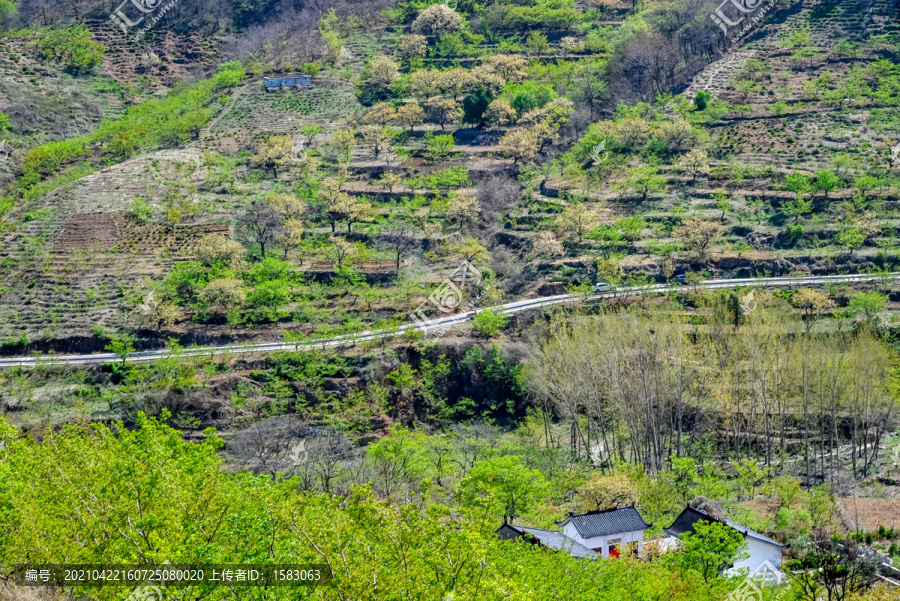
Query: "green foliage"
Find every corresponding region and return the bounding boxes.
[669,455,699,500]
[0,0,16,21]
[16,62,244,185]
[419,166,470,192]
[835,225,865,254]
[613,165,668,201]
[301,61,323,77]
[589,225,625,258]
[105,332,136,365]
[365,425,429,495]
[502,80,557,114]
[814,170,841,197]
[785,224,804,245]
[480,0,586,33]
[846,292,887,321]
[462,455,548,518]
[472,307,509,337]
[462,88,494,124]
[130,197,153,224]
[1,62,245,223]
[676,520,747,583]
[616,215,646,241]
[693,90,711,111]
[0,409,737,600]
[730,458,771,500]
[784,173,812,197]
[781,196,813,223]
[424,132,456,163]
[25,25,105,74]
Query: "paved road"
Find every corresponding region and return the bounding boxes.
[0,272,895,368]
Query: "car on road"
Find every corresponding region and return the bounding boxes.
[674,274,687,284]
[593,282,615,293]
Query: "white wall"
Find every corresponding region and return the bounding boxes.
[562,522,645,558]
[727,538,783,575]
[663,534,783,576]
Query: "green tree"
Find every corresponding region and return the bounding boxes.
[846,292,887,322]
[462,88,494,125]
[614,165,668,201]
[366,425,429,496]
[588,225,625,258]
[814,170,841,199]
[503,81,557,114]
[835,225,865,255]
[462,455,547,518]
[693,90,711,110]
[855,174,883,199]
[676,520,747,584]
[247,280,291,321]
[784,173,812,199]
[425,132,456,163]
[525,31,550,55]
[782,196,813,223]
[471,307,508,337]
[616,215,647,241]
[712,189,731,221]
[105,332,136,365]
[786,535,880,601]
[670,456,699,501]
[731,458,770,499]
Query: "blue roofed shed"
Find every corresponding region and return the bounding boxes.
[264,76,311,90]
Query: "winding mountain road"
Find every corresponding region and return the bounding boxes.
[0,272,895,368]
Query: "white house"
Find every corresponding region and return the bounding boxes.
[665,506,785,576]
[558,506,652,558]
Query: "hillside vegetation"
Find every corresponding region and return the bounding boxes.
[2,0,900,599]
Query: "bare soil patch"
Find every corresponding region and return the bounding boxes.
[841,497,900,532]
[52,212,229,254]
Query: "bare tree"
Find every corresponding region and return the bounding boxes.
[236,200,283,259]
[378,220,419,270]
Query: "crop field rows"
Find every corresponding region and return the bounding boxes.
[692,0,900,178]
[0,258,164,343]
[750,0,891,52]
[0,147,249,341]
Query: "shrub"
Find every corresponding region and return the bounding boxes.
[471,307,508,337]
[693,90,711,110]
[27,25,105,75]
[502,81,557,114]
[785,224,804,245]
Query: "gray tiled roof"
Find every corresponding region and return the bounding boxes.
[665,506,784,548]
[561,507,651,539]
[514,526,598,559]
